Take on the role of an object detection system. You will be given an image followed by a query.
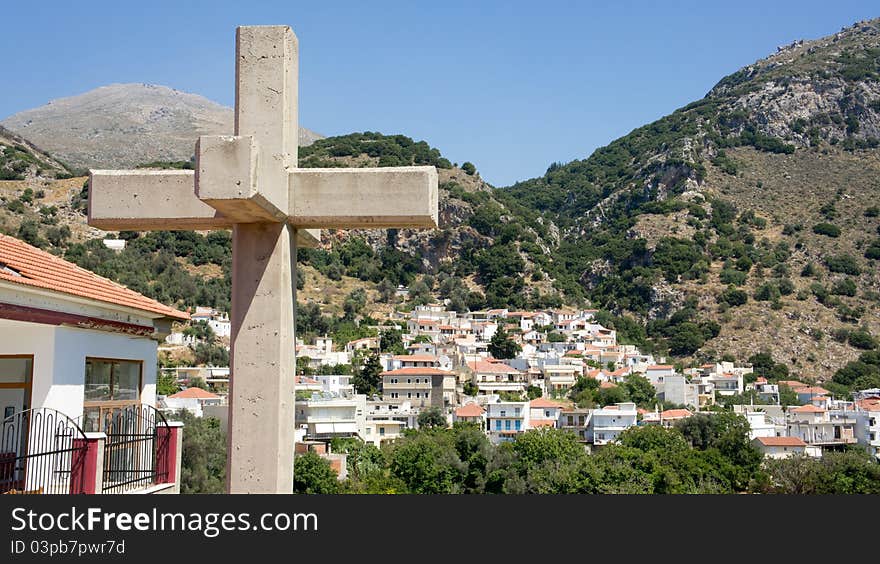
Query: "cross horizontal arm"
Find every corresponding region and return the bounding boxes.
[88,170,232,231]
[288,166,438,228]
[88,169,322,247]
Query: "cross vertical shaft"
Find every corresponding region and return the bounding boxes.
[226,26,298,494]
[228,223,296,493]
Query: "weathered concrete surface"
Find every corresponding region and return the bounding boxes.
[289,166,439,228]
[235,26,296,215]
[227,222,296,494]
[195,134,286,223]
[88,170,231,230]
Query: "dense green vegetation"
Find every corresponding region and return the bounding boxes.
[294,419,880,494]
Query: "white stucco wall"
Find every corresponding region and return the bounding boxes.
[0,318,158,420]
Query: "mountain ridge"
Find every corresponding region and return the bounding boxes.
[0,83,323,170]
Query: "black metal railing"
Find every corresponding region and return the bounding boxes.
[101,404,168,494]
[0,408,89,494]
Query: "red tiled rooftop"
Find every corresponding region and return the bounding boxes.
[530,398,564,408]
[647,365,674,370]
[0,234,188,320]
[661,409,693,419]
[168,387,219,399]
[599,381,617,389]
[455,403,485,417]
[856,398,880,412]
[468,360,520,374]
[530,419,556,428]
[381,367,451,376]
[790,404,825,413]
[755,436,807,447]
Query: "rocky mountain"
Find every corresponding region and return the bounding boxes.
[0,83,322,170]
[500,18,880,376]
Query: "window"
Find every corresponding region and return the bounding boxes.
[406,379,411,384]
[515,420,521,431]
[514,408,521,416]
[365,428,371,435]
[407,392,411,398]
[390,392,399,399]
[505,420,511,431]
[379,427,385,436]
[500,410,506,417]
[567,416,574,425]
[545,410,551,418]
[495,420,502,431]
[83,358,142,432]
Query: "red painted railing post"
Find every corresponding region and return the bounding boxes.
[155,422,184,486]
[70,433,105,494]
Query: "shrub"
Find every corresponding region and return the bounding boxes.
[848,330,877,350]
[831,278,857,297]
[825,255,860,275]
[718,286,748,307]
[812,223,841,238]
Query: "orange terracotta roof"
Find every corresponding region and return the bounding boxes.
[381,367,451,376]
[599,381,617,389]
[755,437,807,447]
[778,380,807,389]
[468,360,519,374]
[295,375,321,385]
[647,365,674,370]
[169,387,219,399]
[790,404,825,413]
[530,419,556,428]
[661,409,693,419]
[0,234,188,320]
[855,398,880,412]
[454,403,485,417]
[798,386,830,395]
[529,398,564,408]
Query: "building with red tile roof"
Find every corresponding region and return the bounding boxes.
[1,233,191,437]
[0,233,188,321]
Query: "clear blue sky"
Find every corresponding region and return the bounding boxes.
[1,1,877,186]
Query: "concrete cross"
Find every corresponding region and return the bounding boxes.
[87,25,438,493]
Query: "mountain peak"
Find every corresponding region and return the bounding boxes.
[1,84,322,170]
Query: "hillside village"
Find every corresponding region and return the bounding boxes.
[2,15,880,496]
[160,302,880,467]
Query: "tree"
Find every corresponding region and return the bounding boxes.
[157,371,179,396]
[166,410,226,493]
[353,352,382,395]
[380,329,406,354]
[488,326,521,359]
[417,407,447,429]
[294,451,340,494]
[461,161,476,175]
[512,428,585,470]
[623,374,656,407]
[526,385,542,400]
[343,287,367,319]
[388,430,467,493]
[668,322,706,356]
[462,381,478,396]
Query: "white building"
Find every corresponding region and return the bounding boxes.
[588,402,638,446]
[486,400,530,444]
[160,387,222,418]
[295,393,366,441]
[0,233,188,430]
[0,234,188,494]
[752,436,821,459]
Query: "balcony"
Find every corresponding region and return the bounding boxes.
[1,406,182,495]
